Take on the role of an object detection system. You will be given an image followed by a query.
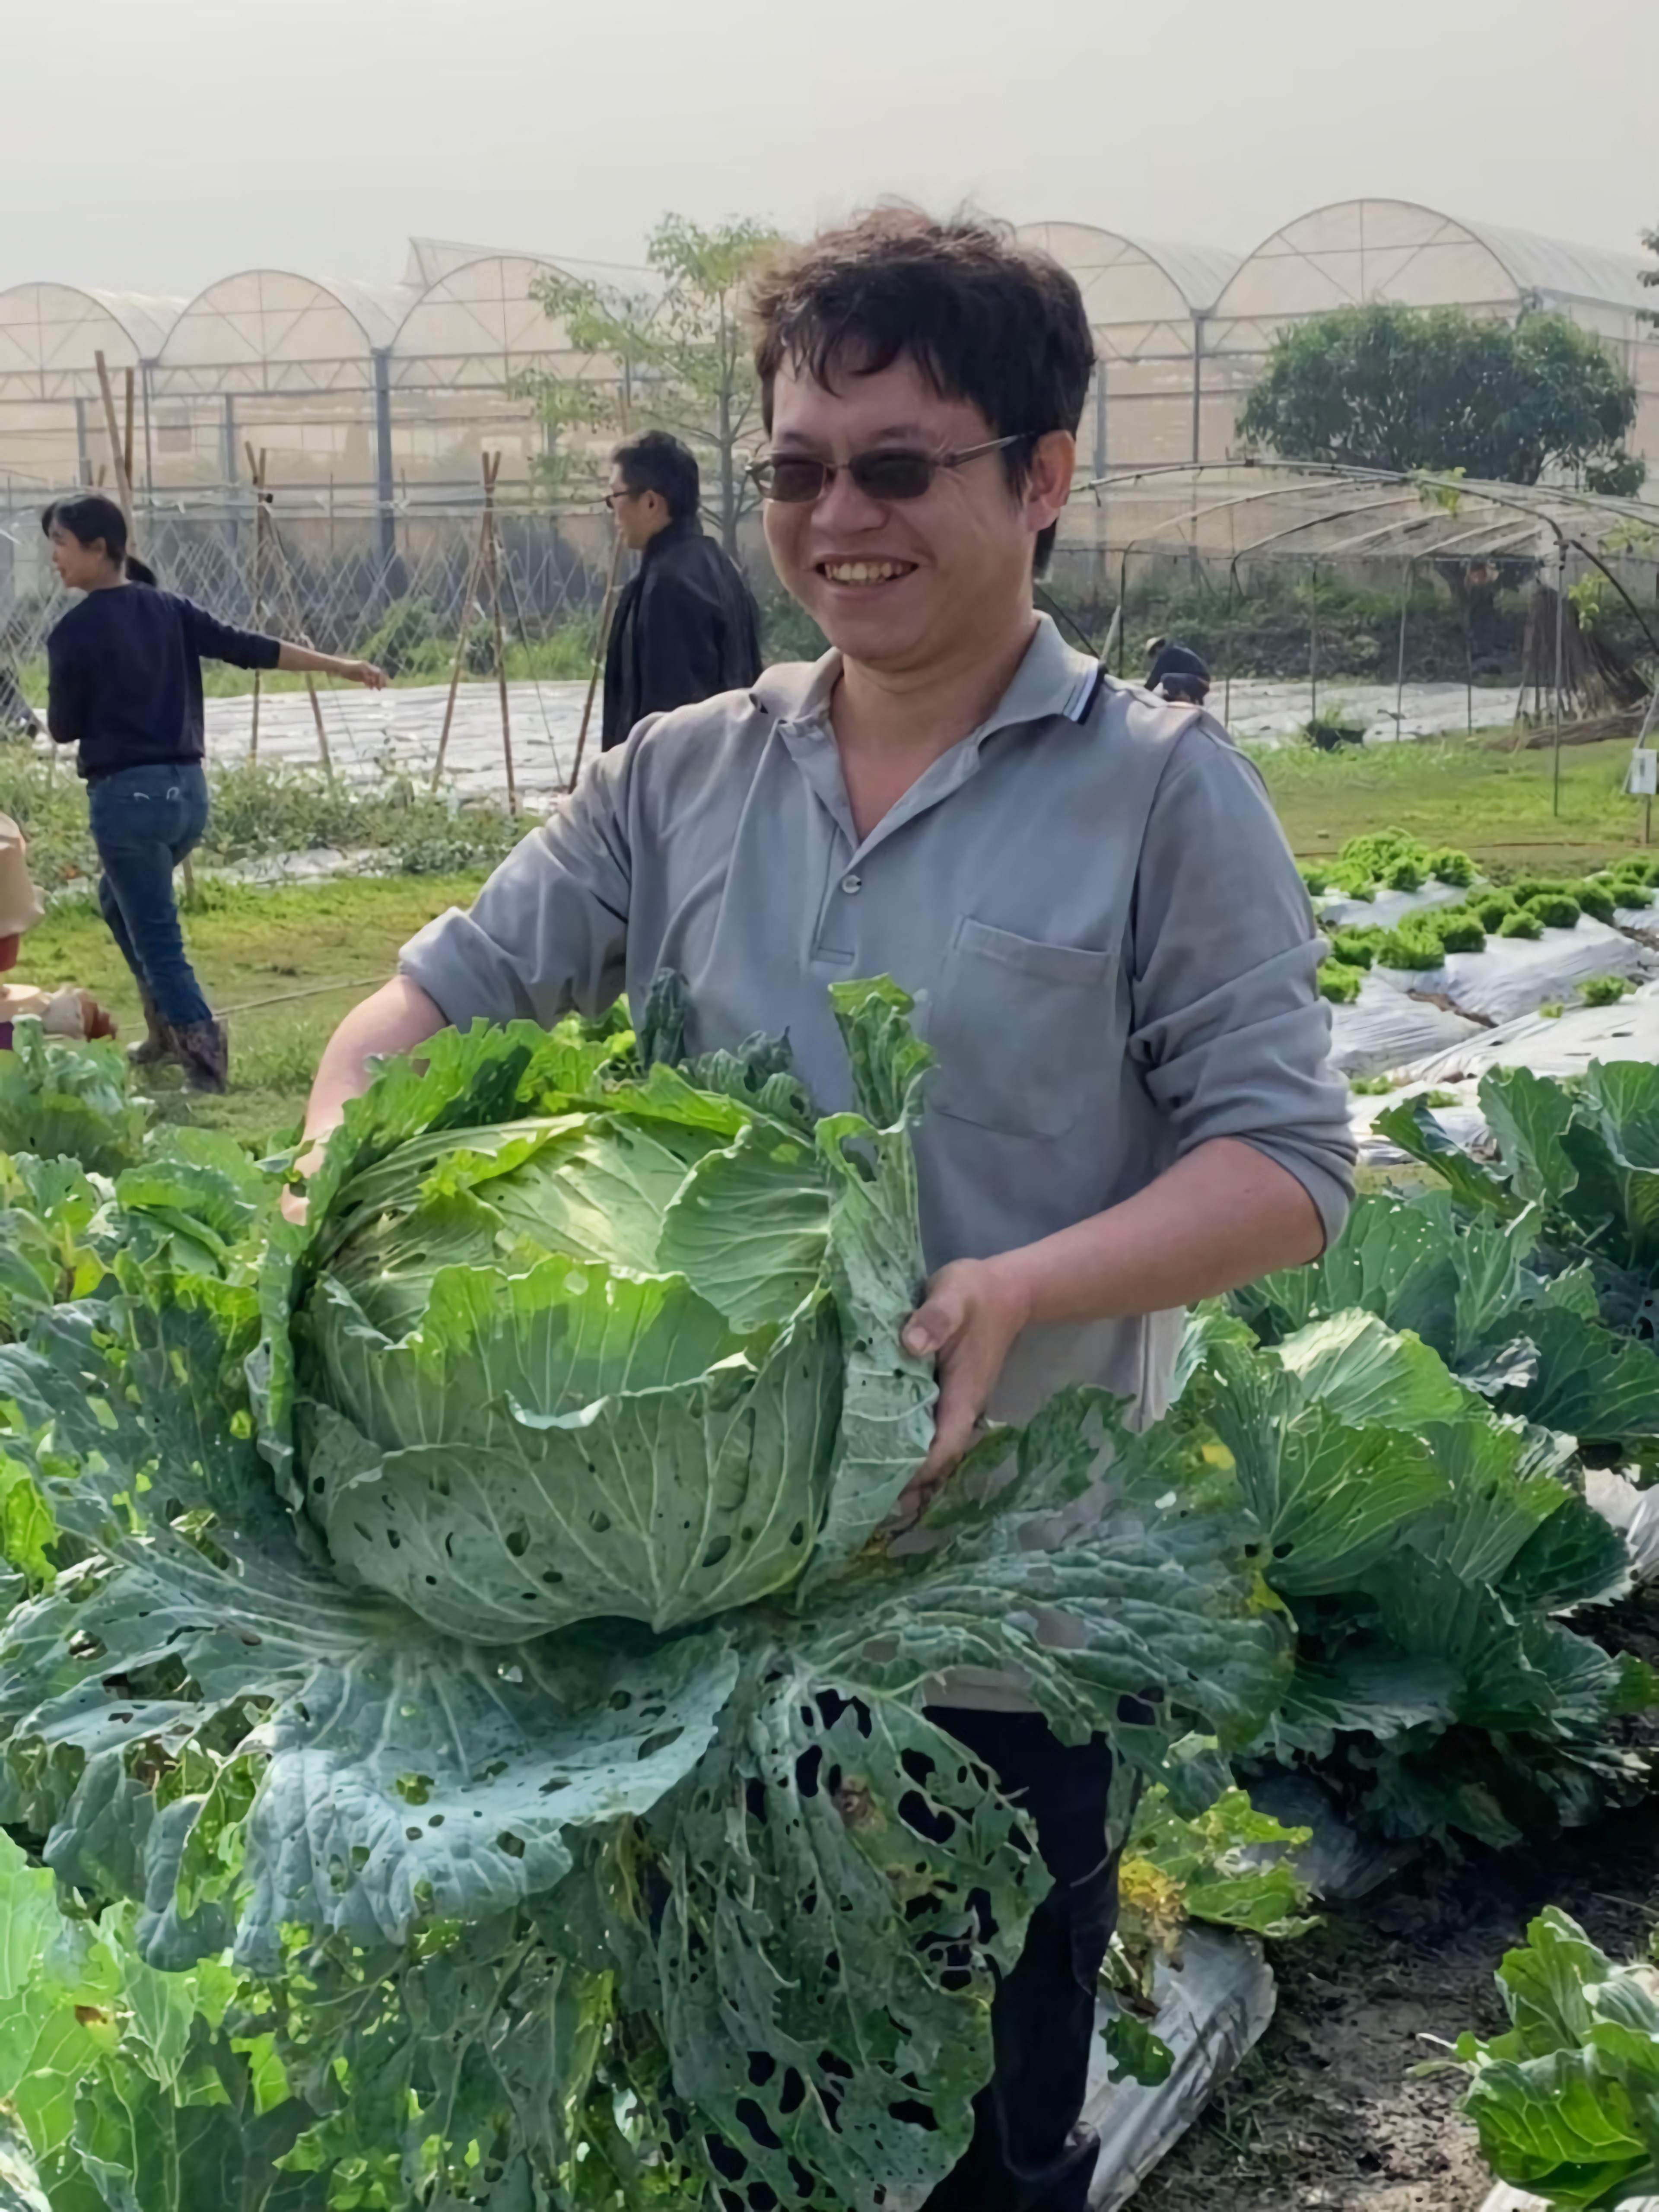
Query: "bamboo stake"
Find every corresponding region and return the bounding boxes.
[568,527,625,793]
[245,444,267,761]
[483,454,518,817]
[429,486,492,794]
[121,367,135,493]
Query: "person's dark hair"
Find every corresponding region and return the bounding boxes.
[613,431,701,524]
[41,493,159,586]
[749,210,1096,574]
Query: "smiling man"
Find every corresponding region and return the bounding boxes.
[292,211,1353,2211]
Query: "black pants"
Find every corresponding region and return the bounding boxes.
[920,1707,1119,2212]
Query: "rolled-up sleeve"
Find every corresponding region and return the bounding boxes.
[1128,723,1354,1248]
[397,747,633,1028]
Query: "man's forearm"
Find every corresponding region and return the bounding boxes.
[299,976,448,1154]
[995,1138,1324,1331]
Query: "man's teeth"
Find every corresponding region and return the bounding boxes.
[822,561,909,584]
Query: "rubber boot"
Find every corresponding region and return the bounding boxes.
[127,989,178,1068]
[176,1019,229,1096]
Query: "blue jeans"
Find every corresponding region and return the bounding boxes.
[88,763,212,1030]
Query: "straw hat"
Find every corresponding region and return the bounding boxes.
[0,813,47,938]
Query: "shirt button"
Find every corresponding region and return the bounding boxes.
[841,872,862,895]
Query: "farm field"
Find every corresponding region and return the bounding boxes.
[6,718,1659,2212]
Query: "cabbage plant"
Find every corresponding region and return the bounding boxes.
[0,978,1287,2212]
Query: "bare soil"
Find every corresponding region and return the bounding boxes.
[1135,1795,1659,2211]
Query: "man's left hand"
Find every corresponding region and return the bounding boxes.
[896,1256,1031,1526]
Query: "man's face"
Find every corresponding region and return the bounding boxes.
[607,474,664,553]
[761,354,1073,676]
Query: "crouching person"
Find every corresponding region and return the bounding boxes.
[288,212,1354,2209]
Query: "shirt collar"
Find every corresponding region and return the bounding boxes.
[777,613,1100,746]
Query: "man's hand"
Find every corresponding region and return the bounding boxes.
[340,659,389,690]
[895,1256,1031,1526]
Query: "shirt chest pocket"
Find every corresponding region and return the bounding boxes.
[925,918,1121,1140]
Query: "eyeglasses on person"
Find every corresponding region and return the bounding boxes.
[746,434,1033,506]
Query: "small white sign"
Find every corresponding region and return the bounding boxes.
[1627,748,1659,797]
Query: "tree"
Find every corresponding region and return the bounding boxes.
[1236,302,1643,495]
[521,214,784,553]
[1642,219,1658,328]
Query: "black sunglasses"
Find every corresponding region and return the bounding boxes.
[747,433,1033,506]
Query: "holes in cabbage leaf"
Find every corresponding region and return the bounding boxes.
[538,1773,572,1795]
[702,1535,731,1569]
[794,1746,823,1799]
[541,1568,564,1586]
[505,1528,530,1558]
[405,1825,423,1842]
[589,1508,613,1534]
[747,2051,776,2088]
[609,1688,633,1712]
[496,1831,526,1859]
[888,2098,937,2130]
[394,1773,433,1805]
[638,1726,683,1761]
[788,1520,806,1547]
[734,2099,782,2153]
[899,1790,957,1847]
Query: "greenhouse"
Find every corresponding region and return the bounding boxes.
[3,200,1653,515]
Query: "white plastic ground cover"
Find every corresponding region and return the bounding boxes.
[1328,974,1484,1077]
[1584,1469,1659,1586]
[1376,917,1657,1026]
[1086,1929,1278,2210]
[1400,979,1659,1086]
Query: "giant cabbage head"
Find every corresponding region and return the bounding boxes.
[263,976,939,1642]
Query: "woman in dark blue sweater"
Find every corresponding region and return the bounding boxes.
[44,494,386,1093]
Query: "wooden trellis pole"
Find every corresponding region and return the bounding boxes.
[244,444,269,761]
[429,453,515,811]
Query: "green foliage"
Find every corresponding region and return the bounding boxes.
[1429,909,1487,954]
[1500,909,1545,939]
[1349,1074,1397,1096]
[1459,1910,1659,2208]
[1475,891,1518,928]
[523,213,785,550]
[0,1023,145,1175]
[1373,927,1445,972]
[1427,847,1478,887]
[1526,892,1582,930]
[1237,302,1643,490]
[1317,960,1364,1003]
[1329,928,1378,969]
[0,982,1290,2210]
[1580,974,1635,1008]
[358,595,492,680]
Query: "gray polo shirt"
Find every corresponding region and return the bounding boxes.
[401,614,1354,1431]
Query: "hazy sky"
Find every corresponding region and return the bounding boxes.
[11,0,1657,300]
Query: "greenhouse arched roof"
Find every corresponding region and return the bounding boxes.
[156,270,417,392]
[1015,222,1241,331]
[1212,199,1649,327]
[0,282,184,395]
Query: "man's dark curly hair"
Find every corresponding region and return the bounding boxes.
[749,210,1095,573]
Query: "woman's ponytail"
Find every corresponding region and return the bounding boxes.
[124,553,159,587]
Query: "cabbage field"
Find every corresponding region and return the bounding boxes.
[2,990,1659,2212]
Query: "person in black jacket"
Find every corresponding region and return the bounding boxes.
[599,432,762,750]
[43,493,387,1093]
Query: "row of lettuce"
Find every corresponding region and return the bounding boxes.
[1,1007,1658,2208]
[1305,828,1659,1004]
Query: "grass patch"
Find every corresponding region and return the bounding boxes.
[1258,730,1657,875]
[0,747,521,892]
[24,873,491,1153]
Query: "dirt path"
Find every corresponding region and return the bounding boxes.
[1135,1795,1659,2211]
